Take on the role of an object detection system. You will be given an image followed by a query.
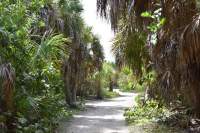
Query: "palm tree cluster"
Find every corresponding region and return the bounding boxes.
[97,0,200,116]
[0,0,104,132]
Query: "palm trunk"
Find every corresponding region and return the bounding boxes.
[109,76,113,92]
[3,81,14,112]
[71,85,77,107]
[96,75,103,99]
[63,68,72,106]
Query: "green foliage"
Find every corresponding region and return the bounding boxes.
[84,62,119,99]
[101,62,115,88]
[125,95,186,133]
[15,94,72,133]
[113,25,148,74]
[141,9,166,45]
[118,67,134,92]
[124,95,168,124]
[129,123,184,133]
[141,11,152,18]
[117,67,156,92]
[102,88,119,98]
[0,0,101,132]
[33,34,70,63]
[141,10,166,32]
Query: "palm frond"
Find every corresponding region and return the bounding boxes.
[97,0,153,30]
[112,18,148,75]
[33,33,70,63]
[0,64,15,83]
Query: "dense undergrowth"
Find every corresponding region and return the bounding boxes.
[117,67,155,93]
[124,94,167,124]
[3,0,200,132]
[124,93,200,132]
[15,97,72,133]
[97,0,200,132]
[1,95,75,132]
[102,88,119,99]
[0,0,117,132]
[124,94,182,133]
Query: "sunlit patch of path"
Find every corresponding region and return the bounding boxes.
[57,90,137,133]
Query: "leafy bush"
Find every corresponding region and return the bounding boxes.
[15,94,73,133]
[125,94,189,133]
[0,0,104,132]
[124,95,168,124]
[101,62,116,89]
[118,67,135,92]
[118,66,156,92]
[102,88,119,98]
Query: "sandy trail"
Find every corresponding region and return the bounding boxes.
[57,91,137,133]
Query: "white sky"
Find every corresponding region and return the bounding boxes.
[81,0,115,62]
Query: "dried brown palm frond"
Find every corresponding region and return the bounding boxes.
[160,0,196,33]
[98,0,200,115]
[151,0,198,105]
[112,18,148,76]
[97,0,153,30]
[151,32,180,103]
[178,14,200,114]
[180,15,200,66]
[0,63,15,112]
[32,3,65,35]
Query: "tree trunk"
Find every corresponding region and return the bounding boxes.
[70,85,77,107]
[3,81,14,112]
[63,62,72,106]
[109,76,113,92]
[96,76,103,99]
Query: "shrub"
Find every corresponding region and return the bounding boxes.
[102,88,119,98]
[124,95,168,124]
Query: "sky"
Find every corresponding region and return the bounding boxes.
[81,0,115,62]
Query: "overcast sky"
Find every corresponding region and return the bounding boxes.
[81,0,115,62]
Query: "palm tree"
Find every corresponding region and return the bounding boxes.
[91,36,104,98]
[97,0,200,115]
[37,0,105,107]
[58,0,84,107]
[34,0,87,107]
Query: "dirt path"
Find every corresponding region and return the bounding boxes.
[57,91,137,133]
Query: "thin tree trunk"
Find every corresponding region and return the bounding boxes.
[70,85,77,107]
[63,63,72,106]
[109,76,113,92]
[96,76,103,99]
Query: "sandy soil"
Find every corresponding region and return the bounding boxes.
[57,91,137,133]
